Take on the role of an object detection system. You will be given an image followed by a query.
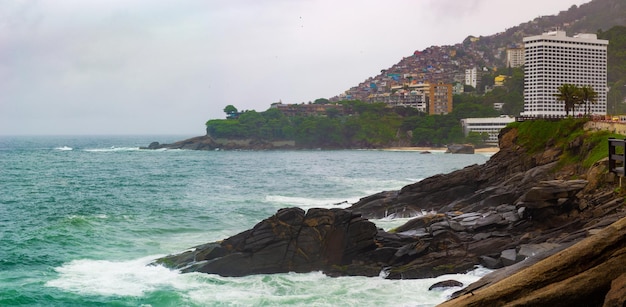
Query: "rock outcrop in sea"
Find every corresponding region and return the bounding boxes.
[445,144,475,154]
[153,121,626,305]
[141,135,296,151]
[154,207,382,277]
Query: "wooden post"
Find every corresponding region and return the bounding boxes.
[609,138,617,172]
[608,138,626,190]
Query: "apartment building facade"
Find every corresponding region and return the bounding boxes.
[429,83,453,115]
[368,82,430,113]
[465,67,478,89]
[506,46,524,68]
[521,31,608,117]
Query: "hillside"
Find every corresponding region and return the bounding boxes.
[339,0,626,103]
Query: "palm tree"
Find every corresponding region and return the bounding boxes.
[554,84,581,117]
[578,85,598,116]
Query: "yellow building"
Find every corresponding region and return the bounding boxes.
[494,75,507,87]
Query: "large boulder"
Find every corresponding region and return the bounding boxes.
[516,179,588,209]
[446,144,475,154]
[153,207,382,277]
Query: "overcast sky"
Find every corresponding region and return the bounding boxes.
[1,0,590,135]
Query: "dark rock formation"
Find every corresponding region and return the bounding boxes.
[140,135,218,150]
[439,215,626,307]
[429,280,464,290]
[154,207,383,277]
[141,135,296,151]
[344,126,625,284]
[445,144,475,154]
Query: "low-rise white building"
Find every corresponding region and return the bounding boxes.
[460,116,516,145]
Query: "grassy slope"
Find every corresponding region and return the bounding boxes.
[508,119,625,169]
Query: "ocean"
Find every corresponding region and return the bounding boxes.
[0,135,493,306]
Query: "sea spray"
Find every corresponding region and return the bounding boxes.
[47,256,489,306]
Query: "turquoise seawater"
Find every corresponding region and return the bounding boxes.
[0,136,492,306]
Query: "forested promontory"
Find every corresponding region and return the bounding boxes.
[206,98,499,149]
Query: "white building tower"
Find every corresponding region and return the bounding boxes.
[506,46,524,68]
[465,67,478,89]
[521,31,608,117]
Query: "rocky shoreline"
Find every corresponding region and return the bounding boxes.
[140,135,296,151]
[142,135,484,153]
[152,123,626,306]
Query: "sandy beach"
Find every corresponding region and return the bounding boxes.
[383,146,500,153]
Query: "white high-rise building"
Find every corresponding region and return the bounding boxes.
[506,46,524,68]
[521,31,608,117]
[465,67,478,89]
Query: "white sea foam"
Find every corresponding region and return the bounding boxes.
[45,253,490,305]
[67,214,109,220]
[372,216,415,231]
[46,256,179,297]
[83,146,140,152]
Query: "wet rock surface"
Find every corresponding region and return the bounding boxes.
[154,208,383,277]
[440,215,626,307]
[429,280,463,290]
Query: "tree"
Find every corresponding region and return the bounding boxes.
[325,107,341,119]
[578,85,598,115]
[238,111,265,137]
[314,98,330,105]
[412,128,436,146]
[223,105,238,117]
[554,84,582,117]
[466,131,490,146]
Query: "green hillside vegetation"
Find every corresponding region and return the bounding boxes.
[599,25,626,113]
[206,100,497,148]
[508,118,624,168]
